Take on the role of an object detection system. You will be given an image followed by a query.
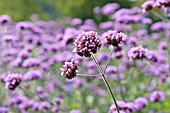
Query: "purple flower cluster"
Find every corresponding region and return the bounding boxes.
[142,0,170,12]
[128,45,148,61]
[73,31,102,57]
[109,97,148,113]
[101,3,120,16]
[102,30,126,47]
[149,90,165,102]
[61,59,79,79]
[5,73,22,90]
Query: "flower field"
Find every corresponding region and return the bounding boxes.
[0,1,170,113]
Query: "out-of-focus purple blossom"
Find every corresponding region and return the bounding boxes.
[10,57,23,67]
[39,101,51,111]
[113,22,132,32]
[142,18,153,25]
[2,35,16,42]
[70,110,81,113]
[109,100,132,113]
[16,21,33,31]
[32,102,39,111]
[128,45,148,61]
[0,106,9,113]
[136,29,148,38]
[102,30,126,47]
[141,1,154,12]
[93,6,101,14]
[90,85,106,97]
[153,0,170,8]
[151,21,165,32]
[72,78,85,88]
[96,52,109,64]
[134,97,148,111]
[114,47,123,59]
[151,33,161,40]
[84,19,96,26]
[5,73,22,90]
[35,87,49,99]
[79,24,97,31]
[150,90,165,102]
[158,41,168,50]
[71,18,82,26]
[146,50,159,62]
[0,15,11,25]
[101,3,120,16]
[24,70,43,81]
[30,14,39,21]
[127,36,137,46]
[22,58,40,68]
[73,31,102,57]
[113,8,142,24]
[53,97,63,105]
[116,14,143,24]
[88,109,97,113]
[63,27,80,45]
[18,97,34,111]
[51,106,59,113]
[106,66,118,74]
[99,21,114,30]
[51,51,73,64]
[18,49,30,59]
[116,86,126,94]
[61,59,79,79]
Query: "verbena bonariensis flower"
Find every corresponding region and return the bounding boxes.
[128,45,148,61]
[61,59,78,79]
[134,97,148,111]
[73,31,102,57]
[150,90,165,102]
[102,30,126,47]
[101,3,120,16]
[141,1,154,12]
[0,106,9,113]
[5,73,22,90]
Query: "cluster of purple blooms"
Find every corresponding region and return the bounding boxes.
[60,59,79,79]
[0,1,170,113]
[73,31,102,57]
[5,73,22,90]
[102,30,126,47]
[128,45,148,61]
[109,97,148,113]
[142,0,170,12]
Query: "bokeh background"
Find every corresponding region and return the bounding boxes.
[0,0,144,21]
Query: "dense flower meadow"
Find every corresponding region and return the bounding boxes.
[0,0,170,113]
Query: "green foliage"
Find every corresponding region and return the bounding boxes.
[0,0,140,21]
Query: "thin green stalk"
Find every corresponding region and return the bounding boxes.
[91,55,120,113]
[151,10,165,21]
[77,74,99,76]
[103,46,114,74]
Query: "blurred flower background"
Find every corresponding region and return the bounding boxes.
[0,0,170,113]
[0,0,143,21]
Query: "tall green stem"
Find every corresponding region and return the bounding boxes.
[91,55,120,113]
[103,47,114,74]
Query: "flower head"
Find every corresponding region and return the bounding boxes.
[128,45,148,61]
[150,90,165,102]
[5,73,22,90]
[102,30,126,47]
[73,31,102,57]
[61,59,78,79]
[141,1,154,12]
